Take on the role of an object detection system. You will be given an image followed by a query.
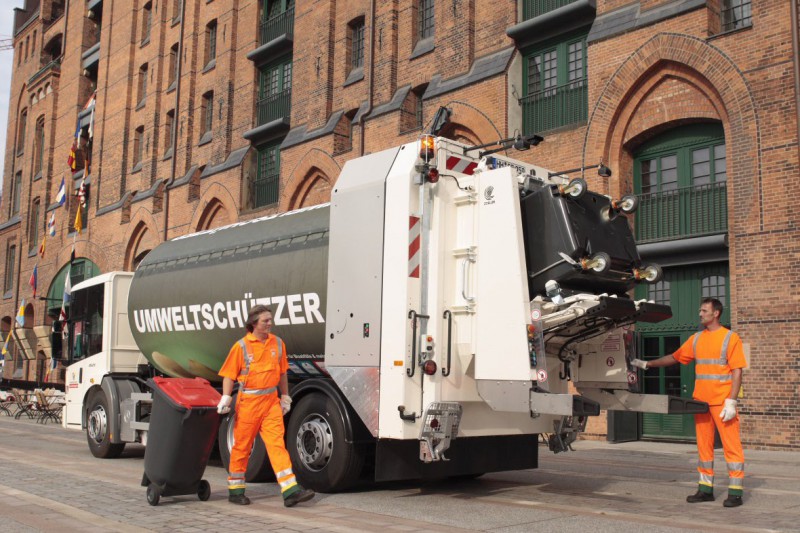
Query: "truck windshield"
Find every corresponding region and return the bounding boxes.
[68,284,104,362]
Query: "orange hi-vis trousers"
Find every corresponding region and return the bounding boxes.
[227,392,300,499]
[695,404,744,496]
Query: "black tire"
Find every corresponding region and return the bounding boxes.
[197,479,211,501]
[286,393,364,493]
[146,484,160,506]
[217,395,275,483]
[86,391,125,459]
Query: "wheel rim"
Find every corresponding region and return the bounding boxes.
[88,404,108,443]
[592,256,608,272]
[295,414,333,472]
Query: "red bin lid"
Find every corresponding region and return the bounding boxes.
[152,377,221,409]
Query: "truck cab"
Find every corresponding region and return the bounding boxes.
[63,272,149,456]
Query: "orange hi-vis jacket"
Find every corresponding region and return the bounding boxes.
[673,327,746,406]
[218,332,288,392]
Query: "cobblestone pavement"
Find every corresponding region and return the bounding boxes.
[1,414,798,532]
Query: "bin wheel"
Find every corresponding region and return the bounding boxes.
[197,480,211,501]
[564,178,587,199]
[146,484,161,506]
[588,252,611,273]
[618,194,639,214]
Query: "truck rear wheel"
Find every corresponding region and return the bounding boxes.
[287,393,364,493]
[86,392,125,459]
[217,396,275,483]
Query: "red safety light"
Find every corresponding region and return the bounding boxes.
[430,418,440,429]
[423,360,438,375]
[426,167,439,183]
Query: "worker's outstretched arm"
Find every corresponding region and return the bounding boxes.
[630,354,678,370]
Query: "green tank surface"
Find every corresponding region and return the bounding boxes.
[128,204,330,381]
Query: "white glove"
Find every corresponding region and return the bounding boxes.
[630,358,648,370]
[720,398,737,422]
[280,395,292,415]
[217,394,232,415]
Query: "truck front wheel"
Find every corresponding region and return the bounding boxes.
[86,392,125,458]
[287,393,364,493]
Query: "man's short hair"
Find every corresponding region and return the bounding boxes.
[701,297,724,318]
[245,305,273,333]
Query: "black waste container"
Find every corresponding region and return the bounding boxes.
[142,377,221,506]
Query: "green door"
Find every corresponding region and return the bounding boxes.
[635,263,730,440]
[640,333,696,439]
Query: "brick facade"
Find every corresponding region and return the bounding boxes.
[1,0,798,450]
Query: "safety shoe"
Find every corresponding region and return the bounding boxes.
[228,494,251,505]
[284,488,315,507]
[723,495,743,508]
[686,490,715,503]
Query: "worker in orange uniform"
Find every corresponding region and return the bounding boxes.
[216,304,315,507]
[632,297,746,507]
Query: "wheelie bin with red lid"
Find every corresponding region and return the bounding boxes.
[142,377,221,506]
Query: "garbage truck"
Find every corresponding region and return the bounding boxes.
[61,135,707,492]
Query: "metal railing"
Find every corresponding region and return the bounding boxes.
[522,0,577,20]
[260,6,294,46]
[256,88,291,126]
[250,173,279,208]
[520,81,587,133]
[720,0,752,32]
[635,182,728,243]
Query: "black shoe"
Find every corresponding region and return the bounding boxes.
[723,495,743,507]
[284,488,315,507]
[686,490,715,503]
[228,494,251,505]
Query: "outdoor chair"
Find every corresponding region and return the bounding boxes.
[11,388,35,420]
[0,392,14,416]
[34,391,62,425]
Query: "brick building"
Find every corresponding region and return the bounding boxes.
[1,0,797,449]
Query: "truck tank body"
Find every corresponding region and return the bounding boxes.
[128,204,330,382]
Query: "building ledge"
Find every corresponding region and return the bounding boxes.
[281,110,344,150]
[588,0,705,44]
[247,34,293,67]
[0,215,21,231]
[200,146,250,179]
[96,190,135,216]
[637,233,728,268]
[507,0,595,49]
[424,47,515,100]
[244,117,290,144]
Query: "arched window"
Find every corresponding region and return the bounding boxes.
[17,108,27,155]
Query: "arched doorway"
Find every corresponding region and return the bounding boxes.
[633,122,729,441]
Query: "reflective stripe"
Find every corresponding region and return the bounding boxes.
[699,473,714,485]
[276,468,293,479]
[241,386,277,396]
[697,460,714,469]
[696,374,732,381]
[694,330,733,366]
[727,462,744,471]
[279,477,297,489]
[728,478,744,489]
[228,472,245,480]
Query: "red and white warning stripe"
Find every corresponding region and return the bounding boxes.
[445,156,478,175]
[408,216,421,278]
